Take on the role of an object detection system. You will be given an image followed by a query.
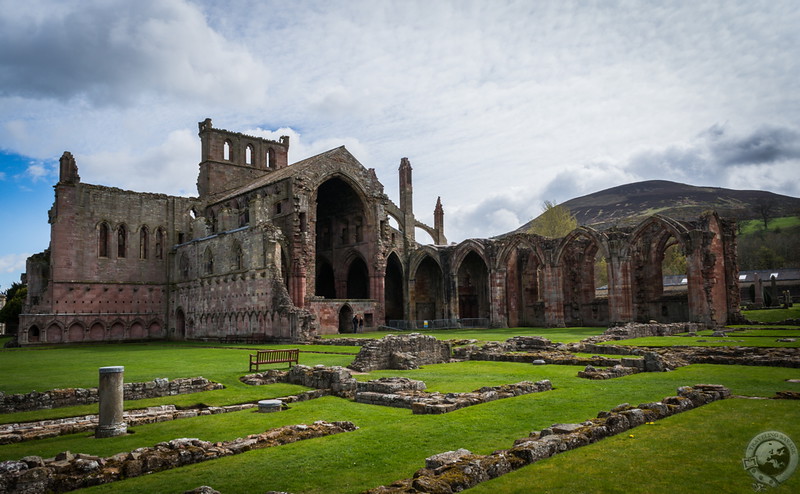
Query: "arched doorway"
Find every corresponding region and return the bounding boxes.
[338,305,354,333]
[457,251,489,321]
[505,245,544,327]
[559,232,605,326]
[384,253,404,321]
[413,256,443,321]
[176,308,186,339]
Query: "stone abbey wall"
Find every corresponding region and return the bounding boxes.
[19,119,740,345]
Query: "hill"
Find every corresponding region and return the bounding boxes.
[515,180,800,232]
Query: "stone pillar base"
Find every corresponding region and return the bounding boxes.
[95,422,128,438]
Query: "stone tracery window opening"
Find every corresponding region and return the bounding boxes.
[155,228,165,259]
[204,248,214,275]
[234,242,244,271]
[98,222,110,258]
[117,225,127,258]
[179,254,189,280]
[139,226,149,259]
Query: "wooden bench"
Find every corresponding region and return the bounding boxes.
[249,349,300,371]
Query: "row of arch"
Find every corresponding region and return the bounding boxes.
[97,222,166,260]
[178,239,246,280]
[26,319,164,343]
[336,214,721,327]
[222,140,279,170]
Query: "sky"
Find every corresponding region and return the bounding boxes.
[1,0,799,292]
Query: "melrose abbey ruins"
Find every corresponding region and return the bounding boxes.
[19,119,740,344]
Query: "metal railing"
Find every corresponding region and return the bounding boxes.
[385,318,489,330]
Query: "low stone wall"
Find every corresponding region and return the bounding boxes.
[356,380,552,414]
[0,421,357,494]
[240,365,358,399]
[660,346,800,368]
[364,384,731,493]
[349,334,452,372]
[284,365,358,399]
[585,322,707,343]
[0,377,224,414]
[455,346,627,367]
[578,365,640,380]
[307,337,371,346]
[0,404,256,445]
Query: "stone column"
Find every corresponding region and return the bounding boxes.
[96,366,127,438]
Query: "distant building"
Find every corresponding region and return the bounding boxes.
[738,269,799,306]
[19,119,741,345]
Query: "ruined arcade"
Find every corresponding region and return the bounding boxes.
[19,120,740,344]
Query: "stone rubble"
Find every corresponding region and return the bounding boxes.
[0,421,357,494]
[348,334,452,372]
[364,384,731,493]
[355,380,552,415]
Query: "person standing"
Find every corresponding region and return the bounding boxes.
[352,314,359,333]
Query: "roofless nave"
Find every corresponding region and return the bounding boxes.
[19,119,740,344]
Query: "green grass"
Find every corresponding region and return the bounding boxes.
[472,398,800,494]
[739,216,800,235]
[743,307,800,323]
[1,342,799,493]
[322,327,605,343]
[603,335,800,347]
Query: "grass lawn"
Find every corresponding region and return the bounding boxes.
[600,335,800,348]
[1,341,799,493]
[742,306,800,323]
[472,398,800,494]
[739,216,800,235]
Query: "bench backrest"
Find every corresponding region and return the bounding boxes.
[256,349,299,360]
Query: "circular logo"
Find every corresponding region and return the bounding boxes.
[743,431,798,488]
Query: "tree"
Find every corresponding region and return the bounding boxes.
[754,199,775,230]
[0,283,26,336]
[661,243,687,275]
[528,200,578,238]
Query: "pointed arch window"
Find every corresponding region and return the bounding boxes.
[139,226,149,259]
[179,253,189,280]
[203,248,214,275]
[98,223,110,258]
[223,140,232,161]
[155,228,165,259]
[233,242,244,271]
[117,225,127,258]
[267,148,275,169]
[245,144,253,164]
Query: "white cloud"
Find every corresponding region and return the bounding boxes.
[77,128,198,196]
[0,0,798,251]
[0,254,31,276]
